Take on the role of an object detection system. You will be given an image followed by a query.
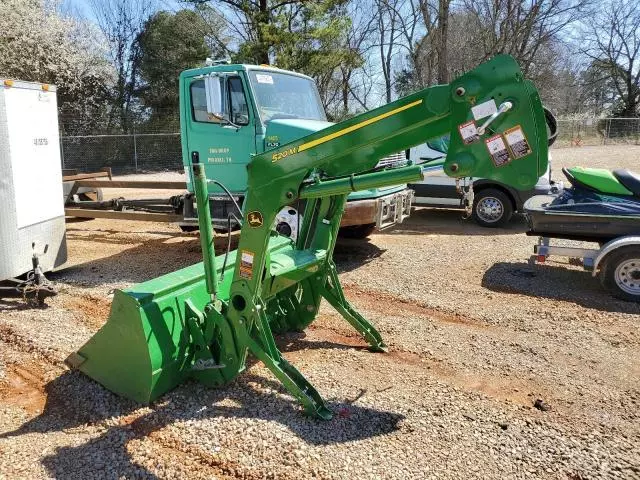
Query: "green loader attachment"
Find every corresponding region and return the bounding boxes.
[67,55,548,419]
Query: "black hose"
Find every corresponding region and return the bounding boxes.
[199,178,243,282]
[219,212,242,282]
[208,179,243,217]
[544,106,558,147]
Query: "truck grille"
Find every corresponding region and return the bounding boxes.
[375,152,407,169]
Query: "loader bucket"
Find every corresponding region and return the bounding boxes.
[67,261,214,403]
[67,237,293,403]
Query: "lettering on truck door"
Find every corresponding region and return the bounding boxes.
[186,74,254,195]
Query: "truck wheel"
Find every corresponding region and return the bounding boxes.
[600,247,640,302]
[472,189,513,228]
[338,223,376,239]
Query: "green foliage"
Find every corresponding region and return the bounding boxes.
[394,67,421,98]
[194,0,361,114]
[268,1,359,75]
[269,1,362,115]
[137,9,212,125]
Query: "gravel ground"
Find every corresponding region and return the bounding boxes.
[550,144,640,181]
[1,146,639,479]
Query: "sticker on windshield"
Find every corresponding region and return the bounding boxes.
[471,99,497,121]
[458,121,479,144]
[485,134,511,167]
[503,125,531,159]
[255,74,274,84]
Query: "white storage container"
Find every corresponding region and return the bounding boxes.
[0,79,67,281]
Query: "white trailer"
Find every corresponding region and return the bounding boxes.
[0,79,66,302]
[531,235,640,302]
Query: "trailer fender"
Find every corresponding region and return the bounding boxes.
[592,236,640,276]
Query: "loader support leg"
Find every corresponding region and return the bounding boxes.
[238,304,332,419]
[320,263,387,352]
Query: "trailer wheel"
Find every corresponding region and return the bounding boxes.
[600,247,640,302]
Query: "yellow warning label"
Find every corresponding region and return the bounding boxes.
[239,250,254,280]
[503,125,532,159]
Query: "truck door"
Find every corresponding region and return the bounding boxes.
[185,74,254,194]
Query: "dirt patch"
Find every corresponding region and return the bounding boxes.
[445,374,544,406]
[126,437,237,480]
[0,363,47,414]
[0,324,62,365]
[382,347,541,406]
[343,284,487,328]
[144,432,270,480]
[307,322,540,406]
[386,349,424,366]
[125,417,299,480]
[307,324,369,347]
[64,295,112,330]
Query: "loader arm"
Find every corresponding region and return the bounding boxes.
[227,52,547,337]
[69,55,548,419]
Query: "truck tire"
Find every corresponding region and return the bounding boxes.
[472,188,513,228]
[600,246,640,302]
[338,223,376,239]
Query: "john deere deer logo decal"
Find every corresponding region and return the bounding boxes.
[247,211,264,228]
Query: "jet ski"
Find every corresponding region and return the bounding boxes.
[525,167,640,242]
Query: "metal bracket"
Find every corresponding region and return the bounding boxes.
[457,178,474,218]
[376,189,414,230]
[477,101,513,135]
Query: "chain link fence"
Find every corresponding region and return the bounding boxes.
[57,113,640,174]
[58,110,183,174]
[60,132,182,173]
[556,118,640,147]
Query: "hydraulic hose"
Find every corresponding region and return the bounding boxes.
[544,106,558,147]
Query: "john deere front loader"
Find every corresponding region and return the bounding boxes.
[66,55,548,419]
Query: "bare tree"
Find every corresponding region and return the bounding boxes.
[90,0,156,132]
[418,0,451,83]
[404,0,590,109]
[371,0,423,102]
[337,0,379,114]
[581,0,640,117]
[462,0,590,76]
[393,0,450,95]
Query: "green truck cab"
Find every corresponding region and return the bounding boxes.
[179,62,413,237]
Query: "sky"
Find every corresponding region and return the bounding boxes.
[61,0,183,24]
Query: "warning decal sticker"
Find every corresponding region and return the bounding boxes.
[503,125,531,159]
[240,250,254,279]
[485,134,511,167]
[458,121,479,144]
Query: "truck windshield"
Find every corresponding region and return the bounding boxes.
[248,70,327,123]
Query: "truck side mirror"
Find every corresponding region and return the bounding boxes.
[204,75,224,120]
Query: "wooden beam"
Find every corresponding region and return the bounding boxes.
[62,172,111,182]
[65,208,185,223]
[71,180,187,190]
